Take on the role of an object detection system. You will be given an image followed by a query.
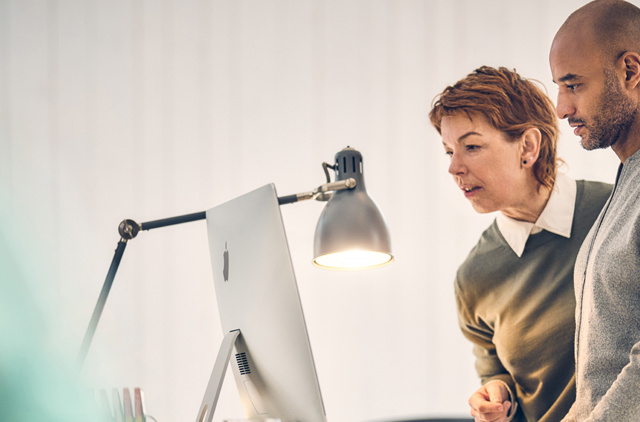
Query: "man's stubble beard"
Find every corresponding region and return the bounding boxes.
[581,68,636,151]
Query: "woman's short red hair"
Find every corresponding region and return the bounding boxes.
[429,66,560,191]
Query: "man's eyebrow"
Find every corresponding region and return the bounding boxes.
[554,73,581,84]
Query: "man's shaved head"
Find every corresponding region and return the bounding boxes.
[555,0,640,64]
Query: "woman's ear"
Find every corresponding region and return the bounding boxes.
[520,128,542,167]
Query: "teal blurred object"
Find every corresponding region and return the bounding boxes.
[0,228,95,421]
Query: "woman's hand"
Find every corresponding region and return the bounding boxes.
[468,380,512,422]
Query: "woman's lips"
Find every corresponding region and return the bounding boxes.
[463,186,481,198]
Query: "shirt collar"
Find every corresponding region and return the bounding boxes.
[496,172,576,257]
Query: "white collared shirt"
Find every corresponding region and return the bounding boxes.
[496,172,576,257]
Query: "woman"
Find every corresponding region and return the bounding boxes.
[428,66,611,422]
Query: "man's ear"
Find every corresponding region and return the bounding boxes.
[621,52,640,90]
[520,128,542,167]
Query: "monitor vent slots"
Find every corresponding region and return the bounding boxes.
[236,352,251,375]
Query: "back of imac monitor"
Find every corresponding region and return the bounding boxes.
[205,184,327,422]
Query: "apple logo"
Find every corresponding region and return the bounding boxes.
[223,242,229,282]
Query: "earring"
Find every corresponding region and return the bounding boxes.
[523,160,528,165]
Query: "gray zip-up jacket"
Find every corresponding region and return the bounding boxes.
[564,148,640,421]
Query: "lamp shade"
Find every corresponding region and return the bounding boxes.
[313,147,393,270]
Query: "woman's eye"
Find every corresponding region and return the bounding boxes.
[466,145,479,151]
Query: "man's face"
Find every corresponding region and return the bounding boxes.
[550,29,636,151]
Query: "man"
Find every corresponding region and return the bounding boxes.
[549,0,640,420]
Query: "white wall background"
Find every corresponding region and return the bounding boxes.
[0,0,629,421]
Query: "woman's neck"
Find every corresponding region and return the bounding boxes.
[500,182,553,223]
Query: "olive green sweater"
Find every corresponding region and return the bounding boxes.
[455,180,612,422]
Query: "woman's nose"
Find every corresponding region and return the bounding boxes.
[448,154,466,176]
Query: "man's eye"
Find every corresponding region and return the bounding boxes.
[445,150,453,157]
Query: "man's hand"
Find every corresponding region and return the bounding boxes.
[468,380,512,422]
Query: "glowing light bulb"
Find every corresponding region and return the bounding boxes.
[313,250,393,270]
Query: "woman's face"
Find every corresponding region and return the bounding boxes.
[441,113,530,216]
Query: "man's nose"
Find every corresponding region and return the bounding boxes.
[556,91,576,119]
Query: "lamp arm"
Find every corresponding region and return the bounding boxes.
[277,177,356,205]
[77,239,128,366]
[77,211,208,367]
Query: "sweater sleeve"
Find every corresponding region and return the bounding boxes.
[583,341,640,421]
[455,277,520,420]
[455,277,513,384]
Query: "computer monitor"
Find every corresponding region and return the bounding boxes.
[197,184,327,422]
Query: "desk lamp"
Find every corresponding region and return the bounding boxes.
[313,147,393,269]
[77,146,393,411]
